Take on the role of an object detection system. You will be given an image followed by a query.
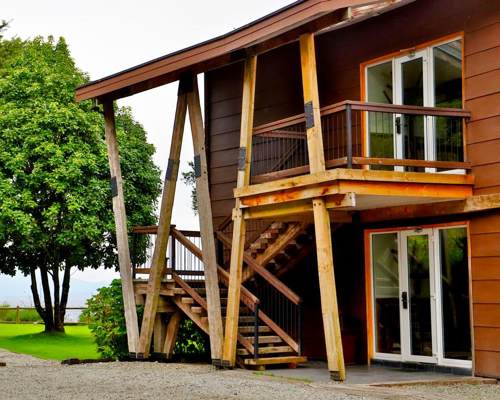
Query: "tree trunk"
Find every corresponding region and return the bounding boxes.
[29,265,46,322]
[39,264,56,332]
[57,265,72,333]
[52,265,65,333]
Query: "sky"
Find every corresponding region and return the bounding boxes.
[0,0,294,304]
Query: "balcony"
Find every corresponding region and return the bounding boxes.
[235,101,474,219]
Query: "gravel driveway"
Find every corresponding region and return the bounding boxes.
[1,349,498,400]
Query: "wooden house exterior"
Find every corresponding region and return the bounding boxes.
[76,0,500,381]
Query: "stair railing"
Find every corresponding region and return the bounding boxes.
[216,230,303,356]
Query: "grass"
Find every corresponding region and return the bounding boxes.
[0,324,99,361]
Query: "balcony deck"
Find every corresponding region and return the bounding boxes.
[234,168,474,221]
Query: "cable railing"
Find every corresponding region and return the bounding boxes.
[250,100,471,184]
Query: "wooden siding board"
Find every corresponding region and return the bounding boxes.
[465,69,500,100]
[470,210,500,235]
[475,351,500,378]
[466,116,500,145]
[465,21,500,56]
[471,257,500,281]
[471,164,500,189]
[468,139,500,167]
[473,186,500,196]
[465,46,500,78]
[473,304,500,328]
[466,92,500,121]
[209,165,237,185]
[472,280,500,303]
[475,327,500,352]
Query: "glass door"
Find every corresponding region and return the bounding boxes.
[400,229,437,363]
[394,50,429,172]
[370,227,471,366]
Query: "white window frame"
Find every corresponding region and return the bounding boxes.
[363,36,464,174]
[369,225,472,369]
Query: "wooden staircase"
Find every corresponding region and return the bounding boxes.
[166,276,306,370]
[133,224,313,370]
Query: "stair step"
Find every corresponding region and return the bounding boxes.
[238,326,272,334]
[259,232,277,240]
[245,335,282,344]
[173,288,186,295]
[237,346,293,356]
[250,242,267,250]
[191,307,206,314]
[269,223,287,230]
[181,297,195,304]
[194,288,228,295]
[244,356,307,366]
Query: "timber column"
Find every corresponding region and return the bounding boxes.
[103,101,140,355]
[137,82,188,358]
[222,55,258,367]
[186,74,224,363]
[299,33,346,381]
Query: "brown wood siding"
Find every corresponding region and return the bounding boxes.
[206,0,500,376]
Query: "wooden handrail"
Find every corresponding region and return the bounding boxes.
[216,231,302,305]
[132,226,201,238]
[253,99,471,135]
[170,228,259,306]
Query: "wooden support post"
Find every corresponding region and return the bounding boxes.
[222,55,257,367]
[163,311,183,359]
[299,32,345,381]
[103,101,140,355]
[137,84,188,358]
[186,74,224,362]
[16,306,19,324]
[153,314,166,356]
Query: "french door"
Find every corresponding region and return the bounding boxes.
[364,37,464,172]
[400,229,437,363]
[370,226,471,367]
[394,50,430,172]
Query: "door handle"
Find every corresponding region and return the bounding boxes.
[401,291,408,309]
[395,116,402,134]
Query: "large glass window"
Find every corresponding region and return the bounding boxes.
[372,233,401,354]
[439,227,471,360]
[367,61,394,170]
[433,39,464,165]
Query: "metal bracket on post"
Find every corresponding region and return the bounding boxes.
[238,147,247,171]
[304,101,314,129]
[165,158,175,181]
[178,72,194,94]
[194,155,202,178]
[110,176,118,197]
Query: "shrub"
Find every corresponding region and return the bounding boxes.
[84,279,208,359]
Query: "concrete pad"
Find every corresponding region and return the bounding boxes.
[243,360,470,384]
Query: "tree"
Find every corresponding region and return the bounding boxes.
[181,161,198,214]
[0,36,162,333]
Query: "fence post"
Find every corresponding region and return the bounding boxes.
[16,306,20,324]
[346,103,353,169]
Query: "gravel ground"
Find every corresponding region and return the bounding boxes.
[0,349,498,400]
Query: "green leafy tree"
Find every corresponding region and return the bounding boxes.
[181,161,198,214]
[0,36,162,333]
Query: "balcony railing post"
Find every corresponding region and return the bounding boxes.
[171,234,176,273]
[254,302,259,359]
[346,104,353,169]
[298,302,303,356]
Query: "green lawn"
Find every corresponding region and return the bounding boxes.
[0,324,99,360]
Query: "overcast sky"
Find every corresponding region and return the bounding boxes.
[0,0,293,295]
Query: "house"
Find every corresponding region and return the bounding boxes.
[75,0,500,381]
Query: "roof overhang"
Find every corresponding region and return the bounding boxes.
[75,0,410,103]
